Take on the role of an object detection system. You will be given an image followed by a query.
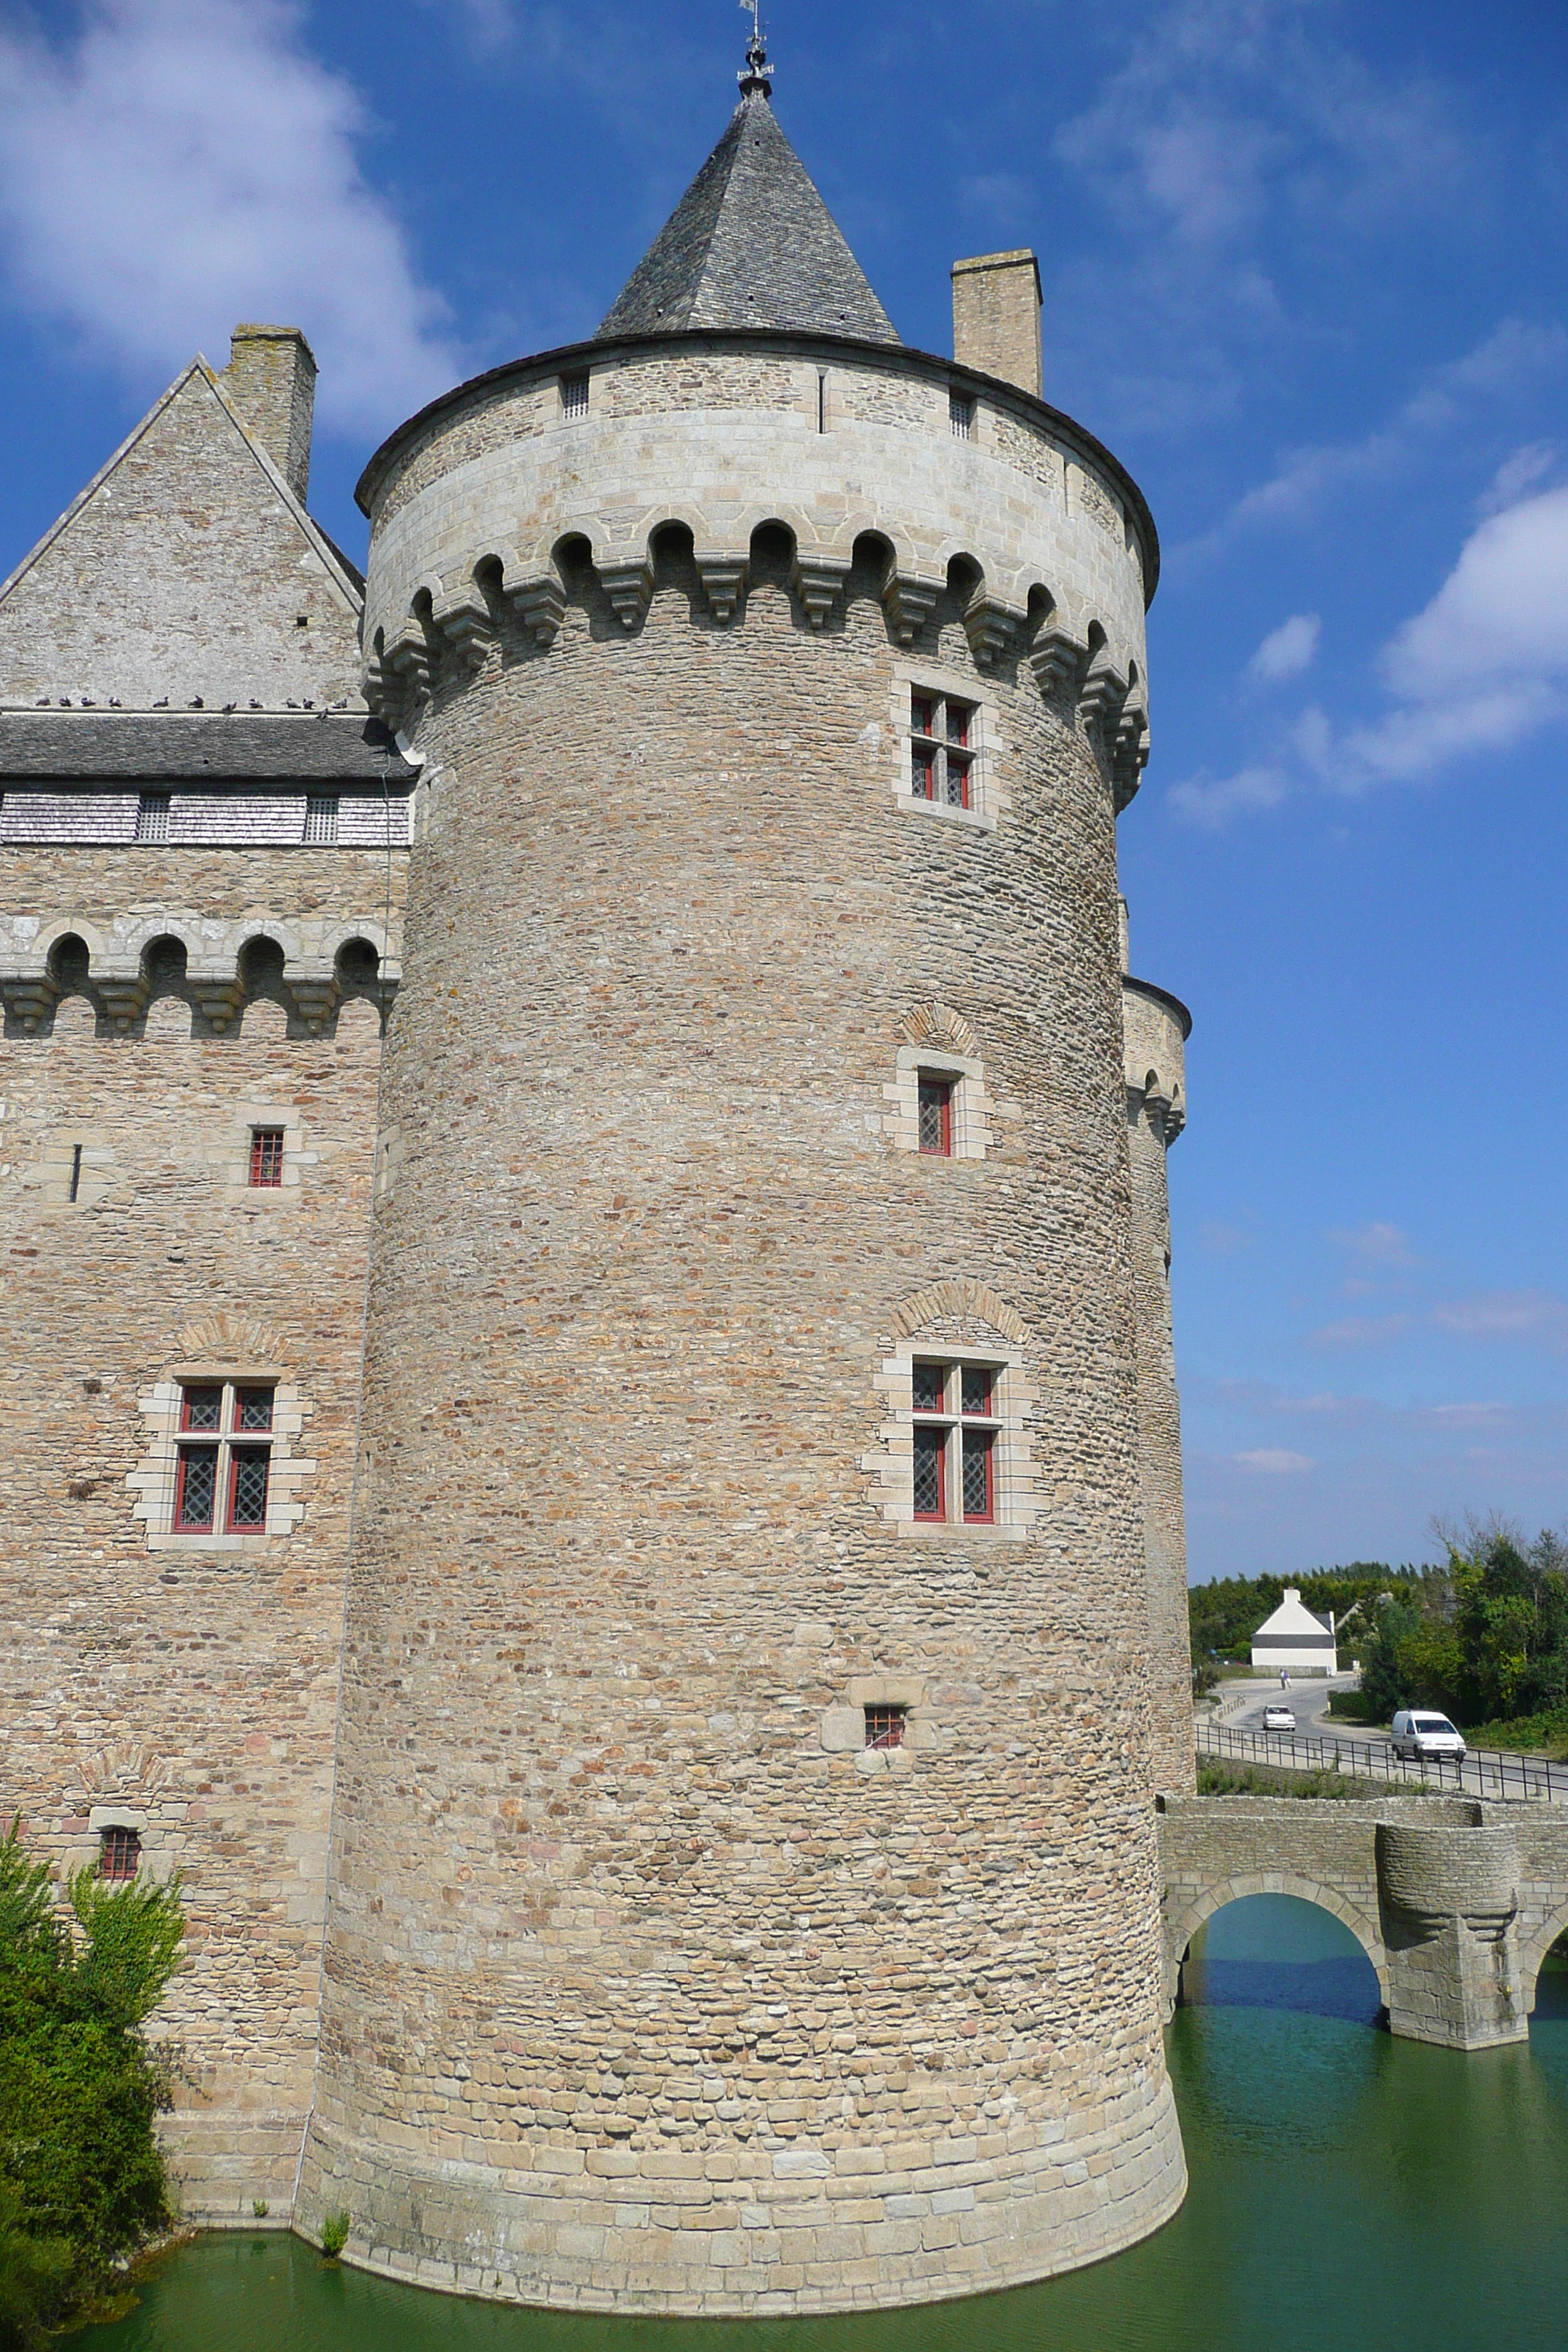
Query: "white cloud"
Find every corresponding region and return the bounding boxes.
[1334,1222,1417,1267]
[1233,1449,1313,1474]
[1194,320,1567,552]
[1430,1291,1568,1350]
[1178,476,1568,821]
[0,0,461,436]
[1248,612,1319,680]
[1478,441,1559,516]
[1308,1315,1411,1349]
[1167,762,1288,826]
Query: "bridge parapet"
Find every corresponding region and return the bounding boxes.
[1159,1795,1568,2051]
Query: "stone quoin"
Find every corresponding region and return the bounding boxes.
[0,31,1195,2316]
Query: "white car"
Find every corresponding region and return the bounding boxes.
[1390,1708,1467,1763]
[1262,1705,1297,1733]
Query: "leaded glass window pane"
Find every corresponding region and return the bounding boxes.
[913,1425,944,1518]
[961,1368,992,1417]
[229,1449,270,1530]
[236,1387,274,1433]
[181,1385,222,1432]
[912,1361,946,1413]
[962,1431,993,1520]
[176,1447,217,1529]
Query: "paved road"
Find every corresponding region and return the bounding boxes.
[1203,1677,1568,1805]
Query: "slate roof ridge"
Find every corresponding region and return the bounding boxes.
[596,91,899,345]
[0,708,414,785]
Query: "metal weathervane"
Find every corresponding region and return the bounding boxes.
[738,0,774,94]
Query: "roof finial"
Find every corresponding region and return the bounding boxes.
[738,0,773,98]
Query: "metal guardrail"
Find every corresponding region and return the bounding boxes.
[1196,1716,1568,1806]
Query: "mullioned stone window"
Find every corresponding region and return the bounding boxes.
[889,660,1003,830]
[864,1279,1041,1540]
[128,1316,314,1550]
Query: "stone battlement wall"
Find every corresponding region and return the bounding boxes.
[0,837,404,2219]
[357,336,1153,811]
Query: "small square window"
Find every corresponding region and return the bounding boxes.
[949,392,974,440]
[960,1367,992,1417]
[249,1128,284,1188]
[911,1360,947,1414]
[99,1826,141,1881]
[235,1386,274,1433]
[864,1704,907,1750]
[304,794,339,844]
[561,371,590,419]
[135,792,170,843]
[917,1074,954,1156]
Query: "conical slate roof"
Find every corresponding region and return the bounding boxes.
[597,90,899,344]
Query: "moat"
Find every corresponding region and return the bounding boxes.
[93,1899,1568,2352]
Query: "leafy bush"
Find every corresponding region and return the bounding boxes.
[320,2209,351,2259]
[0,1820,184,2342]
[1195,1759,1439,1801]
[1356,1526,1568,1728]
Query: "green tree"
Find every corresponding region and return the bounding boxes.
[0,1820,184,2347]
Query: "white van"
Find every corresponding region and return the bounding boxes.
[1390,1709,1466,1763]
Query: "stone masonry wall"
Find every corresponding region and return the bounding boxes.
[0,843,403,2219]
[1121,981,1190,1793]
[298,483,1185,2311]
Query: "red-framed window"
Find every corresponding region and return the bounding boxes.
[99,1826,141,1880]
[910,689,976,810]
[911,1359,1001,1525]
[249,1128,284,1188]
[864,1704,907,1750]
[917,1073,954,1156]
[173,1380,274,1534]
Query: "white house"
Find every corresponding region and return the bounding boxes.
[1251,1587,1338,1678]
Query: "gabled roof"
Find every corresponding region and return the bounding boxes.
[0,359,364,713]
[1252,1588,1334,1641]
[0,710,412,785]
[596,91,899,344]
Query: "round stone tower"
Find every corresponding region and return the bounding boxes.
[301,46,1188,2314]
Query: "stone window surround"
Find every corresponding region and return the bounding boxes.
[883,1042,997,1161]
[129,1364,314,1551]
[819,1674,938,1776]
[890,660,1003,832]
[867,1338,1038,1542]
[225,1101,315,1207]
[61,1804,178,1887]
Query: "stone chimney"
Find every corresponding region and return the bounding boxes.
[951,250,1042,399]
[222,324,317,502]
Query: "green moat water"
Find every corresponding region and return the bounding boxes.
[91,1901,1568,2352]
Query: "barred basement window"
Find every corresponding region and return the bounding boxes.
[99,1826,141,1881]
[916,1074,954,1156]
[949,391,974,440]
[561,370,590,419]
[135,791,170,843]
[249,1128,284,1188]
[911,1360,1000,1524]
[303,793,339,844]
[910,689,976,809]
[173,1381,274,1534]
[864,1704,907,1751]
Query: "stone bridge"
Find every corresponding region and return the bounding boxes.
[1158,1796,1568,2050]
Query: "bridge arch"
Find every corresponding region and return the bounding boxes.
[1519,1904,1568,2013]
[1166,1872,1389,2013]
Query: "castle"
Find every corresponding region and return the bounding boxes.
[0,44,1194,2315]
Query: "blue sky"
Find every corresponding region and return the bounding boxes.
[1,0,1564,1581]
